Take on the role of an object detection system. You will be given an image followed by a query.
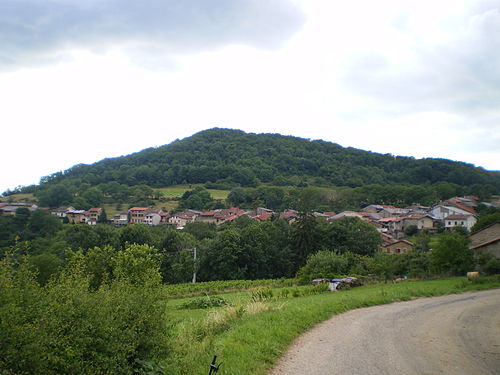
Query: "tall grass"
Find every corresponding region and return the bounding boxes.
[163,276,500,375]
[164,278,297,298]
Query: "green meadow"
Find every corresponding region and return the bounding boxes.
[163,276,500,375]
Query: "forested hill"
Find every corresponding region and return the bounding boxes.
[32,128,500,190]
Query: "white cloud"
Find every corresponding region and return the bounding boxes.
[1,0,499,193]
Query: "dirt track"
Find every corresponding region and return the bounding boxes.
[270,289,500,375]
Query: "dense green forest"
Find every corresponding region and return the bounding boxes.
[8,128,500,196]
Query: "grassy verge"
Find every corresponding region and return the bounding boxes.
[163,276,500,375]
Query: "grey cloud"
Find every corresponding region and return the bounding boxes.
[0,0,305,69]
[341,1,500,127]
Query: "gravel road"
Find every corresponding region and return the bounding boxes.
[270,289,500,375]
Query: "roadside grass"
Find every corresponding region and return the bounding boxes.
[163,276,500,375]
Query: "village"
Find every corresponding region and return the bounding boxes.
[2,194,498,257]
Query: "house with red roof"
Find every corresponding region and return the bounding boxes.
[128,207,150,224]
[87,207,103,225]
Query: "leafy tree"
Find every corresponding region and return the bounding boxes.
[26,253,63,285]
[404,225,418,237]
[471,213,500,233]
[178,187,214,210]
[81,187,103,207]
[82,245,115,290]
[198,230,246,281]
[26,210,62,239]
[296,250,348,283]
[59,225,101,251]
[113,244,162,286]
[119,225,154,248]
[97,208,107,223]
[0,255,168,375]
[36,185,72,208]
[430,232,474,275]
[183,221,216,240]
[325,217,381,256]
[290,188,324,267]
[476,251,500,275]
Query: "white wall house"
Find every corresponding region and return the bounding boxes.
[444,214,477,231]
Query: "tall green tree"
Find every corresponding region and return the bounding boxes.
[430,232,474,275]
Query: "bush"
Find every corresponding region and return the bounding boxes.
[178,295,229,310]
[251,287,274,302]
[0,255,169,375]
[296,250,348,283]
[476,250,500,275]
[430,232,474,276]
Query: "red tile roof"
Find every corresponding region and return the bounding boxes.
[129,207,149,211]
[255,213,273,221]
[378,217,402,222]
[454,203,476,215]
[445,214,470,220]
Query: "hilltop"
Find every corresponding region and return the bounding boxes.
[16,128,500,192]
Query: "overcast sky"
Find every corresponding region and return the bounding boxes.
[1,0,499,193]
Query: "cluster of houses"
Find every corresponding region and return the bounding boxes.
[116,206,277,228]
[1,195,499,258]
[0,202,38,215]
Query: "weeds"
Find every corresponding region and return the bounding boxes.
[178,295,229,310]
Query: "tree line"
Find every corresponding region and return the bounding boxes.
[7,128,500,198]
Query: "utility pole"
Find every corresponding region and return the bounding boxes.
[192,247,197,283]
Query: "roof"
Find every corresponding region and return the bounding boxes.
[470,221,500,236]
[454,203,477,215]
[330,211,363,220]
[378,217,402,223]
[382,207,410,215]
[384,239,414,247]
[129,207,149,211]
[281,209,298,219]
[470,238,500,250]
[466,195,480,201]
[88,207,102,212]
[255,213,273,221]
[445,214,470,220]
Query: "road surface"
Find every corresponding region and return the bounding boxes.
[270,289,500,375]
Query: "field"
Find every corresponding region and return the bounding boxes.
[155,185,230,200]
[0,193,36,203]
[162,276,500,375]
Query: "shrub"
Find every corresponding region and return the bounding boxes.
[430,232,474,276]
[178,295,229,310]
[0,254,169,375]
[251,287,274,302]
